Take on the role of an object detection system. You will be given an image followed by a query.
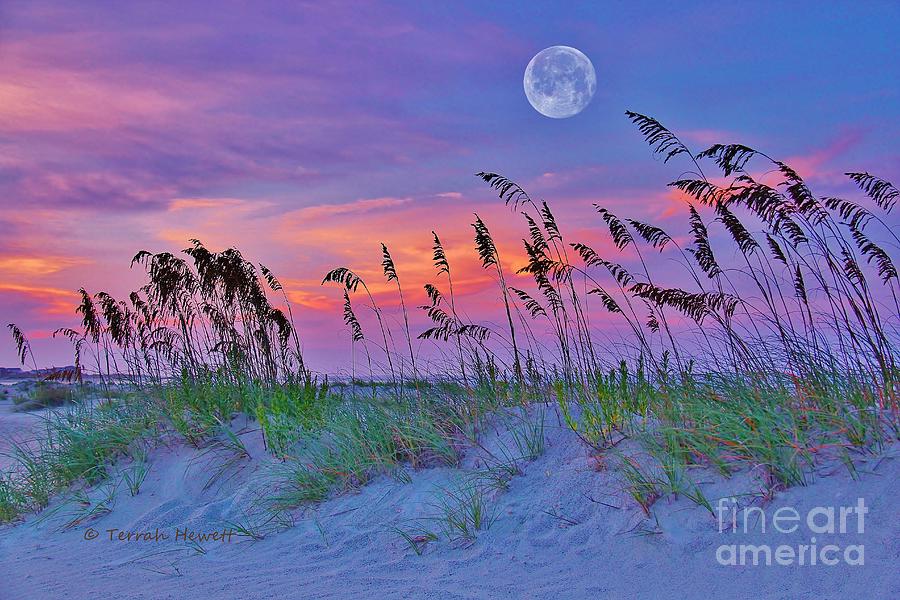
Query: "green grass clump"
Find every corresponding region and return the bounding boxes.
[13,382,73,412]
[1,396,158,520]
[255,380,334,456]
[558,362,894,513]
[395,480,497,552]
[0,474,27,523]
[432,482,496,542]
[163,374,334,454]
[41,400,157,487]
[558,360,657,448]
[652,373,871,488]
[268,399,461,510]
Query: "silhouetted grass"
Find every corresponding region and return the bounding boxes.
[3,112,897,527]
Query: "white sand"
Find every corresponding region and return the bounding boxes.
[0,399,897,600]
[0,396,51,471]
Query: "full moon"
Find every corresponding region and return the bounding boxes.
[523,46,596,119]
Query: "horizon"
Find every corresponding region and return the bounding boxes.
[2,1,899,371]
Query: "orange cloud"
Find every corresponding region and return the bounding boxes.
[0,282,79,317]
[168,197,252,211]
[0,255,91,278]
[279,279,334,311]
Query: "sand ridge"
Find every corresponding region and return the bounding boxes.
[0,400,897,600]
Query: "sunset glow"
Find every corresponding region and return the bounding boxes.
[2,2,897,372]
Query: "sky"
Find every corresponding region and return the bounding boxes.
[1,1,898,372]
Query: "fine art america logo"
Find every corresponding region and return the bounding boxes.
[715,497,867,567]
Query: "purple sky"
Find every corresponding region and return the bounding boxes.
[1,1,898,371]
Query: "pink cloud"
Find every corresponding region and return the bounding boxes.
[781,129,864,183]
[289,197,413,220]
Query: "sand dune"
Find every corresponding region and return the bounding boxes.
[0,398,897,600]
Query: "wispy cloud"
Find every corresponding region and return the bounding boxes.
[290,197,413,219]
[0,255,91,278]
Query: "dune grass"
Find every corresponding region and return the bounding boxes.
[0,395,158,521]
[2,112,897,529]
[12,382,73,412]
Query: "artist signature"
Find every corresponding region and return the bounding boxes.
[83,527,236,543]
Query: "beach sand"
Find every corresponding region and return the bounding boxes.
[0,391,50,471]
[0,398,897,600]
